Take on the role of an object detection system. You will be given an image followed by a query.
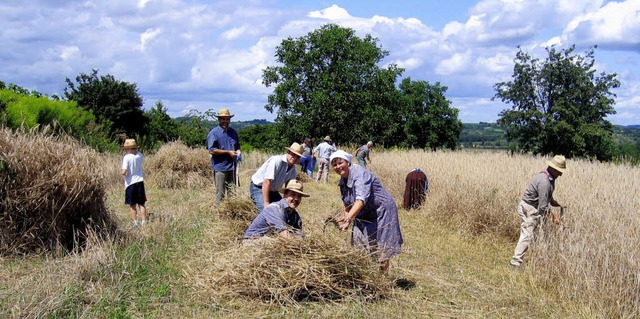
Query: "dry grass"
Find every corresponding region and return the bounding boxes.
[189,236,391,306]
[0,127,118,255]
[1,141,639,318]
[145,141,212,189]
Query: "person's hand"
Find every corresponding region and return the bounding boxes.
[337,215,351,231]
[338,220,350,231]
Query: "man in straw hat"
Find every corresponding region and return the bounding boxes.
[207,108,241,204]
[121,139,148,227]
[250,142,303,213]
[312,135,336,183]
[243,179,310,243]
[510,155,566,268]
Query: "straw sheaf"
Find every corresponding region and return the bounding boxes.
[197,236,392,305]
[146,141,212,189]
[0,127,118,255]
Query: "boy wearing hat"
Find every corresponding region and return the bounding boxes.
[121,139,148,227]
[312,136,336,183]
[249,142,303,213]
[243,179,310,242]
[207,108,241,204]
[510,155,567,268]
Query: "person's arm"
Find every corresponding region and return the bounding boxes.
[338,200,364,231]
[121,169,127,177]
[262,179,272,208]
[211,149,238,159]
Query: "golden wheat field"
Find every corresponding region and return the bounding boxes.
[1,136,639,318]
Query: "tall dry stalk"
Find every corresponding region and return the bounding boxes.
[369,148,640,317]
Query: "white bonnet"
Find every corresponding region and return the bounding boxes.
[329,150,352,163]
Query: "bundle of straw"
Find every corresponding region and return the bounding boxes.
[146,141,211,189]
[0,127,117,255]
[204,236,392,305]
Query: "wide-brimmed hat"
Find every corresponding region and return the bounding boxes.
[215,108,234,118]
[279,179,310,197]
[329,149,352,164]
[123,139,138,149]
[547,155,567,173]
[323,136,332,142]
[286,142,304,157]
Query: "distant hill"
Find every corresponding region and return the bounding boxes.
[459,122,508,149]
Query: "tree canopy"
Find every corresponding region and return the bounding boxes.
[262,24,404,146]
[494,45,620,160]
[262,24,462,149]
[64,69,147,138]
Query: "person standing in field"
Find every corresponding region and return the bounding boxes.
[298,137,313,177]
[330,150,403,272]
[121,139,148,227]
[355,141,373,167]
[510,155,566,268]
[250,142,303,213]
[313,136,336,183]
[207,108,241,204]
[243,179,310,244]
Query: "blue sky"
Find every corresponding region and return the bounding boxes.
[1,0,639,125]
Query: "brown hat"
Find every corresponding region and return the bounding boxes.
[215,108,234,118]
[279,179,310,197]
[323,136,332,142]
[547,155,566,173]
[286,142,304,157]
[123,139,138,149]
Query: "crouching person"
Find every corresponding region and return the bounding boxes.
[243,179,310,245]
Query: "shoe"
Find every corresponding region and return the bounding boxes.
[132,220,139,227]
[508,262,522,269]
[141,220,148,226]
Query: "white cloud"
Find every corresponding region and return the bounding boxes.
[1,1,639,124]
[562,0,640,49]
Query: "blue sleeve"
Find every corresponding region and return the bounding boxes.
[262,204,288,232]
[353,168,372,202]
[207,129,217,152]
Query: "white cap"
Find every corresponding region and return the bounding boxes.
[329,150,352,164]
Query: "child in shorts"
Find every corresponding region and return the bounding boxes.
[121,139,148,226]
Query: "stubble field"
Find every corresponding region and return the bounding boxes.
[1,140,639,318]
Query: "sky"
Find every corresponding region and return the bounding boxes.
[1,0,639,125]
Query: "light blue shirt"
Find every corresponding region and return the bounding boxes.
[250,154,297,191]
[313,142,336,160]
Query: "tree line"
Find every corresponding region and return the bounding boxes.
[1,24,635,162]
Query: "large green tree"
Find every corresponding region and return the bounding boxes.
[64,69,148,138]
[262,24,404,146]
[399,78,462,150]
[494,45,620,160]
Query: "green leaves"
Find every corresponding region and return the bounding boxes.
[261,24,462,150]
[495,45,619,160]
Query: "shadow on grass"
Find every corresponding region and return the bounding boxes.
[393,278,416,290]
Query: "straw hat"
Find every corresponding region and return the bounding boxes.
[280,179,310,197]
[286,142,304,157]
[323,136,332,142]
[123,139,138,149]
[547,155,566,173]
[329,149,352,164]
[215,108,234,118]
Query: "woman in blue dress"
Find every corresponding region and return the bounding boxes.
[329,150,403,272]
